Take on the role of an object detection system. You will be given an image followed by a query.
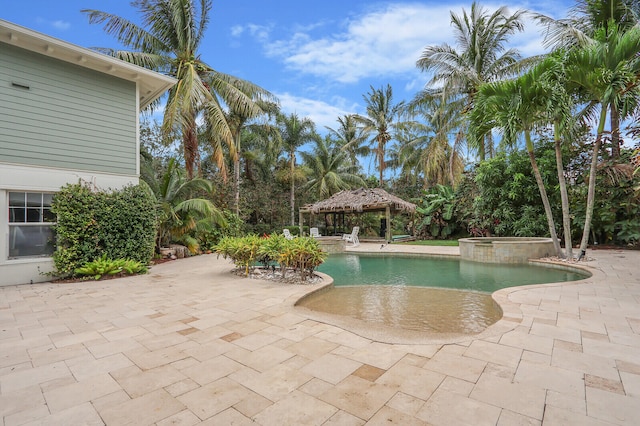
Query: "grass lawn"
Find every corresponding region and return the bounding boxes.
[396,239,459,246]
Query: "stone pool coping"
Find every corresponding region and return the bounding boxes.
[1,244,638,425]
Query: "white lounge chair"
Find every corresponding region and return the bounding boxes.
[342,226,360,247]
[310,227,321,238]
[283,229,295,240]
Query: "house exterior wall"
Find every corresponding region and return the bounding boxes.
[0,42,138,175]
[0,42,141,287]
[0,166,139,286]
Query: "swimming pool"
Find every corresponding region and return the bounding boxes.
[317,253,586,292]
[297,253,589,334]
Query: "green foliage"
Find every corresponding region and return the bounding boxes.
[51,183,156,278]
[198,210,246,250]
[277,237,327,279]
[214,235,262,275]
[569,151,640,246]
[257,233,287,268]
[75,256,147,280]
[456,145,561,238]
[213,235,326,280]
[143,158,225,253]
[415,184,458,239]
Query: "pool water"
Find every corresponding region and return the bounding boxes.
[317,254,586,292]
[298,254,588,334]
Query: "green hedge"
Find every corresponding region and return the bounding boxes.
[51,183,157,278]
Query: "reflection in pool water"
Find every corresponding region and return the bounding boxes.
[298,254,588,334]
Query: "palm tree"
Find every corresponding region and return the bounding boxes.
[533,0,640,158]
[564,24,640,255]
[226,99,279,216]
[142,158,224,253]
[416,2,527,160]
[83,0,271,179]
[275,113,318,225]
[301,136,366,199]
[532,53,580,260]
[403,98,465,188]
[471,74,563,256]
[326,115,369,168]
[353,84,406,186]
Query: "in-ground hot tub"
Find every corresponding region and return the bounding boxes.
[315,236,346,253]
[458,237,555,264]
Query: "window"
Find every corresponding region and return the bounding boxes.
[8,192,55,258]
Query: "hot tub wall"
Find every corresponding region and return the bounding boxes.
[459,237,554,264]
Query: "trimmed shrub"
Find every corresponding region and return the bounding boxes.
[51,183,156,277]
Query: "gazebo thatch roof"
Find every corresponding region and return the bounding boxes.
[302,187,416,214]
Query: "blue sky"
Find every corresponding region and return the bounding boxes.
[3,0,574,133]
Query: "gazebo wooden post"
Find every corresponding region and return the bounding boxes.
[298,210,304,236]
[385,205,391,242]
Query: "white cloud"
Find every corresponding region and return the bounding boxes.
[276,92,357,131]
[274,3,459,83]
[52,20,70,31]
[230,23,273,43]
[35,17,71,31]
[243,2,568,84]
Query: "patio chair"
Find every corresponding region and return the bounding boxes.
[342,226,360,247]
[310,227,321,238]
[283,229,295,240]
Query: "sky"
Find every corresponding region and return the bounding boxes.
[2,0,575,134]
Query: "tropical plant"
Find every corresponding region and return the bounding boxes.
[416,2,528,160]
[415,184,458,239]
[83,0,272,178]
[353,84,406,186]
[470,72,563,256]
[257,233,287,269]
[326,115,369,167]
[531,53,580,259]
[197,210,246,250]
[463,148,560,238]
[227,99,279,215]
[402,98,465,187]
[569,148,640,246]
[275,113,318,225]
[277,237,327,280]
[143,158,225,253]
[533,0,640,158]
[564,24,640,254]
[214,234,262,275]
[75,256,148,280]
[214,234,326,279]
[301,136,365,199]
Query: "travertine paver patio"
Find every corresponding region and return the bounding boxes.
[1,244,639,425]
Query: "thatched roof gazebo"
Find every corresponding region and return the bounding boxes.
[299,187,417,242]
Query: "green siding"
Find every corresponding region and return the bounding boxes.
[0,43,138,174]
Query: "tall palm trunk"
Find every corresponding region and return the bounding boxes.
[184,115,198,179]
[610,104,621,159]
[233,133,241,216]
[290,152,296,226]
[525,131,562,257]
[450,130,464,187]
[378,137,385,186]
[579,107,607,256]
[233,160,240,216]
[554,122,572,260]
